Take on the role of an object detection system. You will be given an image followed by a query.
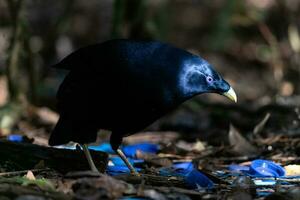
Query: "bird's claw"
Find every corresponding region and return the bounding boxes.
[130,170,140,176]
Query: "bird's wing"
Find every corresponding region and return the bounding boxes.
[52,44,104,70]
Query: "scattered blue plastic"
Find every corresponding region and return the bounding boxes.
[57,142,214,189]
[160,162,214,189]
[89,143,115,154]
[122,143,159,158]
[7,134,23,142]
[228,159,285,178]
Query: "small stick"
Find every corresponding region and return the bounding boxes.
[0,169,50,177]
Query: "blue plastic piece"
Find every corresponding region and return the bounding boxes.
[228,160,285,178]
[89,143,115,154]
[228,164,250,172]
[122,143,159,158]
[110,157,134,166]
[249,159,285,177]
[7,134,23,142]
[110,157,144,167]
[106,165,141,176]
[160,162,214,189]
[254,179,277,186]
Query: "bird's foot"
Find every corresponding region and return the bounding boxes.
[116,148,140,176]
[130,169,140,177]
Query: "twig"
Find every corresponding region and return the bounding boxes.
[115,173,187,188]
[6,0,25,102]
[0,169,51,177]
[258,23,284,83]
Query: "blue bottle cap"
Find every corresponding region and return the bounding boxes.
[122,143,159,158]
[160,162,214,189]
[249,159,285,177]
[89,143,115,154]
[7,134,23,142]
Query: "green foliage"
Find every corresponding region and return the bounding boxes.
[0,176,55,191]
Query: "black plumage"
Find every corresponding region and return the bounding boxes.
[49,39,236,152]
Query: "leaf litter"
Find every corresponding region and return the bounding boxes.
[0,105,299,200]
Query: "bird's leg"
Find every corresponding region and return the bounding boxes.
[116,148,140,176]
[110,133,139,176]
[81,144,100,173]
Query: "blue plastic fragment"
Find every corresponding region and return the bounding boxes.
[106,166,131,175]
[122,143,159,158]
[160,162,214,189]
[228,164,250,172]
[110,157,144,166]
[110,157,134,166]
[249,159,285,177]
[7,134,23,142]
[254,179,277,186]
[106,165,142,176]
[228,159,286,177]
[89,143,115,154]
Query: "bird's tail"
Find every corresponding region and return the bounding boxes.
[49,116,98,146]
[49,116,73,146]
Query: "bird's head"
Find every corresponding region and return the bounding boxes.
[178,56,237,102]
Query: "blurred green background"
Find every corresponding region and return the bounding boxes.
[0,0,299,138]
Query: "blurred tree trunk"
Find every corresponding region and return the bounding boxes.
[111,0,169,40]
[111,0,125,38]
[24,35,37,104]
[6,0,25,103]
[0,0,25,135]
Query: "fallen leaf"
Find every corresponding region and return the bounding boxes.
[253,113,271,136]
[142,189,167,200]
[229,124,258,156]
[72,175,132,200]
[136,150,173,167]
[284,165,300,176]
[25,170,36,180]
[35,107,59,125]
[124,131,179,145]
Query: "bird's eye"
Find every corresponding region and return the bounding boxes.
[206,76,213,83]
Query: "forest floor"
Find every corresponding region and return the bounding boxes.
[0,100,299,200]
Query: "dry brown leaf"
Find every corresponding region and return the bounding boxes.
[0,76,8,107]
[253,113,271,136]
[35,107,59,125]
[284,165,300,176]
[136,150,173,167]
[72,175,132,199]
[229,124,258,156]
[123,131,179,145]
[25,170,36,180]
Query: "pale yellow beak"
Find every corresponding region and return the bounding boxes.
[222,87,237,103]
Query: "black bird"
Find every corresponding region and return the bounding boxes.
[49,39,237,175]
